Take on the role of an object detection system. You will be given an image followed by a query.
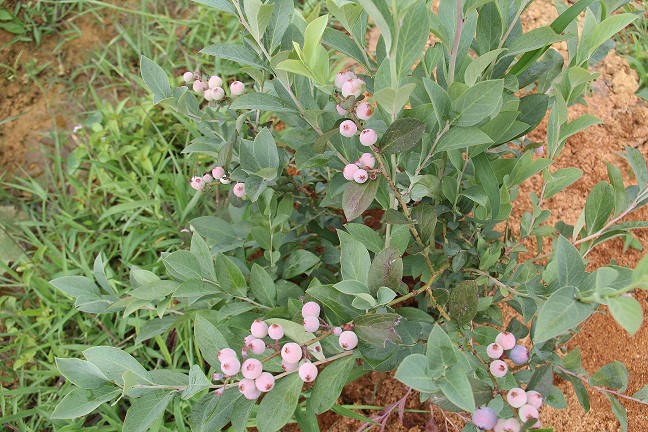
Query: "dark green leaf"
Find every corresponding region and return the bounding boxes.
[342,179,379,221]
[310,355,355,414]
[378,118,426,155]
[449,281,479,325]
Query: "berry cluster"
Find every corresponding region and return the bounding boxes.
[472,387,544,431]
[301,301,358,351]
[189,165,246,198]
[181,71,245,101]
[486,332,530,378]
[342,153,376,184]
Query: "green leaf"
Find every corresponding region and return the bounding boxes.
[303,14,329,69]
[215,253,247,296]
[338,230,371,285]
[395,1,429,78]
[473,154,500,219]
[585,182,615,234]
[367,248,403,295]
[310,355,355,414]
[590,361,629,391]
[163,250,203,281]
[182,365,214,400]
[230,92,296,112]
[507,26,564,57]
[411,204,437,245]
[435,126,493,153]
[190,388,241,432]
[608,296,643,336]
[265,318,324,360]
[140,56,171,103]
[283,249,321,279]
[448,281,479,325]
[395,354,437,393]
[527,365,554,397]
[50,276,100,298]
[123,390,175,432]
[451,80,504,127]
[378,118,426,155]
[374,83,416,115]
[257,374,303,432]
[606,394,628,432]
[555,235,586,288]
[544,168,582,199]
[345,223,384,253]
[354,313,401,346]
[306,284,362,326]
[426,324,470,370]
[342,179,379,221]
[533,286,594,343]
[322,28,370,69]
[464,49,506,86]
[625,146,648,191]
[239,128,280,180]
[438,366,475,412]
[192,0,236,14]
[135,316,178,344]
[200,43,268,70]
[191,233,216,281]
[250,264,277,306]
[51,387,120,419]
[190,216,238,244]
[243,0,274,41]
[194,314,229,368]
[130,280,179,300]
[83,347,147,386]
[55,358,108,389]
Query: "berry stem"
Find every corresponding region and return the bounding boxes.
[556,365,648,405]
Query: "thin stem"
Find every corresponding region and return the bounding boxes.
[387,263,451,322]
[467,268,538,299]
[447,0,464,84]
[556,365,648,405]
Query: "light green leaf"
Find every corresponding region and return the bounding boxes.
[464,49,506,86]
[451,80,504,126]
[585,182,615,234]
[338,230,371,285]
[435,126,493,153]
[437,366,475,412]
[374,83,416,115]
[55,358,108,389]
[140,56,171,103]
[590,361,629,391]
[507,26,564,57]
[123,390,175,432]
[533,286,594,343]
[50,276,100,298]
[395,354,437,393]
[83,347,147,386]
[194,314,229,368]
[250,264,277,306]
[51,387,120,419]
[256,374,303,432]
[200,43,267,69]
[182,365,214,400]
[608,296,643,336]
[163,250,203,281]
[239,128,280,180]
[310,355,355,414]
[215,253,247,296]
[544,168,582,199]
[230,92,296,112]
[378,118,426,155]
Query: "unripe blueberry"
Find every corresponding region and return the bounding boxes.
[525,390,543,408]
[268,323,284,340]
[487,343,504,359]
[250,319,268,338]
[509,345,529,365]
[301,301,321,318]
[282,360,299,372]
[358,153,375,169]
[243,387,261,400]
[298,362,318,382]
[190,176,205,191]
[343,163,359,181]
[490,360,508,377]
[212,166,225,179]
[518,404,539,424]
[210,87,225,101]
[303,316,319,332]
[214,387,224,396]
[332,327,342,336]
[255,372,275,392]
[281,342,302,363]
[220,177,231,185]
[218,348,237,362]
[212,372,224,381]
[353,169,369,184]
[202,173,214,183]
[339,120,358,137]
[193,80,208,93]
[233,182,246,198]
[241,358,263,379]
[230,81,245,96]
[247,338,266,355]
[244,335,255,345]
[359,129,378,146]
[355,102,373,120]
[472,406,497,430]
[182,71,195,83]
[341,78,365,98]
[495,332,516,350]
[506,388,528,408]
[208,75,223,89]
[336,104,348,116]
[494,418,521,432]
[204,88,216,101]
[238,377,256,394]
[220,357,241,376]
[335,71,356,89]
[339,331,358,350]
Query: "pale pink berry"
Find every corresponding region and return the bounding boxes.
[282,360,299,372]
[336,104,348,115]
[220,357,241,376]
[204,88,216,101]
[247,338,265,355]
[202,173,214,183]
[212,372,224,381]
[212,166,225,179]
[332,327,342,336]
[357,153,375,169]
[208,75,223,89]
[255,372,275,392]
[355,102,373,120]
[298,362,318,382]
[244,335,255,345]
[268,323,284,340]
[506,388,528,408]
[281,342,302,363]
[359,128,377,146]
[218,348,237,362]
[238,377,256,394]
[472,406,497,430]
[243,387,261,400]
[241,358,263,379]
[182,71,195,83]
[487,343,504,359]
[301,301,320,318]
[495,418,521,432]
[230,81,245,96]
[303,316,319,332]
[490,360,508,377]
[525,390,543,408]
[339,120,357,137]
[339,331,358,350]
[250,319,268,338]
[335,71,357,89]
[343,163,359,181]
[190,176,205,191]
[214,387,224,396]
[193,80,208,93]
[495,332,516,350]
[233,182,246,198]
[353,169,368,184]
[518,404,540,424]
[341,78,365,98]
[210,87,225,101]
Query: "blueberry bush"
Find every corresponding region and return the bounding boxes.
[51,0,648,430]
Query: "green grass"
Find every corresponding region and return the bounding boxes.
[615,1,648,99]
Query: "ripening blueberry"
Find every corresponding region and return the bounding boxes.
[298,362,318,382]
[212,166,225,179]
[518,404,540,424]
[359,129,378,146]
[217,348,237,362]
[210,87,225,101]
[494,418,521,432]
[506,388,528,408]
[241,358,263,380]
[303,315,320,332]
[339,331,358,350]
[220,357,241,376]
[355,102,373,120]
[268,323,284,340]
[509,345,529,365]
[332,327,342,336]
[343,163,359,181]
[353,169,368,184]
[247,338,266,355]
[220,177,232,185]
[238,377,256,394]
[193,80,208,93]
[487,343,504,359]
[214,387,224,396]
[301,301,321,318]
[230,81,245,96]
[282,360,299,372]
[208,75,223,89]
[358,153,376,169]
[341,78,365,98]
[233,182,246,198]
[243,386,261,400]
[490,359,508,377]
[243,335,255,345]
[281,342,302,363]
[255,372,275,392]
[336,104,348,116]
[339,120,358,137]
[525,390,543,408]
[182,71,195,83]
[335,71,356,89]
[190,176,205,191]
[250,319,268,338]
[202,174,214,183]
[495,332,516,350]
[472,406,497,430]
[204,88,216,101]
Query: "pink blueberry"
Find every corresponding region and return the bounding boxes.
[182,71,195,83]
[204,88,216,101]
[303,316,320,332]
[212,166,225,179]
[359,129,378,146]
[282,360,299,372]
[495,332,516,350]
[472,406,497,430]
[336,104,348,115]
[343,163,359,181]
[220,357,241,376]
[255,372,275,392]
[243,387,261,400]
[214,387,224,396]
[332,327,342,336]
[509,345,529,365]
[525,390,543,408]
[298,362,318,382]
[487,343,504,359]
[212,372,224,381]
[210,87,225,101]
[281,342,302,363]
[238,377,256,394]
[339,331,358,350]
[193,80,208,93]
[243,335,255,345]
[233,182,246,198]
[490,360,508,377]
[340,120,358,137]
[241,358,263,380]
[230,81,245,96]
[506,388,528,408]
[353,169,368,184]
[218,348,237,362]
[355,102,373,120]
[208,75,223,89]
[250,319,268,338]
[357,153,375,169]
[494,418,521,432]
[341,78,365,98]
[302,301,321,318]
[268,323,284,340]
[247,338,266,355]
[518,404,540,424]
[190,176,205,191]
[202,174,214,183]
[335,71,357,88]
